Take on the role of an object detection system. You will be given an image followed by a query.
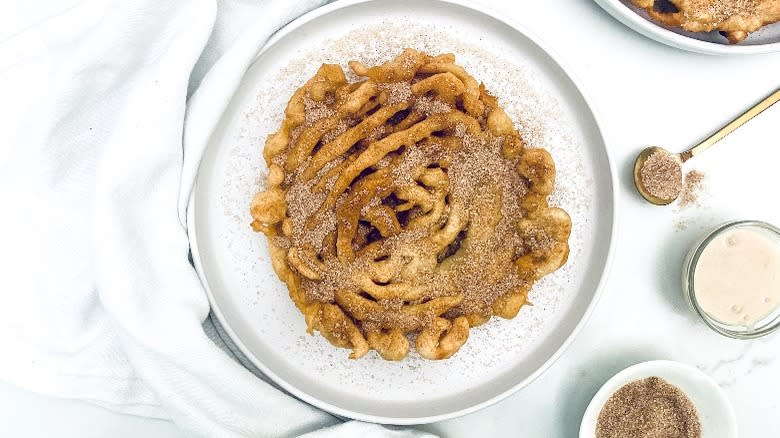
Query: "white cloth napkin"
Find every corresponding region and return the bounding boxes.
[0,1,436,437]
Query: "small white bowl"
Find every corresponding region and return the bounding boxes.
[579,360,737,438]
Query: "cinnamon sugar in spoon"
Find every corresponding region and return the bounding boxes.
[634,87,780,205]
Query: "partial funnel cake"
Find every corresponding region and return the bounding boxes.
[250,49,572,361]
[632,0,780,43]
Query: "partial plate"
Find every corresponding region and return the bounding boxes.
[595,0,780,55]
[579,360,738,437]
[188,0,616,424]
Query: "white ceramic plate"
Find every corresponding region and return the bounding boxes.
[188,0,616,424]
[579,360,738,437]
[595,0,780,54]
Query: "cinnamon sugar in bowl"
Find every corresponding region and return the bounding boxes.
[580,361,737,438]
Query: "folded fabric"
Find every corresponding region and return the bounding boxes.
[0,0,436,436]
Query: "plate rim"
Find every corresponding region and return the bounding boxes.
[187,0,619,424]
[594,0,780,55]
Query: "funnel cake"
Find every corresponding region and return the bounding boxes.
[632,0,780,43]
[250,49,571,361]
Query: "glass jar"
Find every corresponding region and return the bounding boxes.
[682,220,780,339]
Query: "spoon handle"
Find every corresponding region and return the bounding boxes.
[680,87,780,162]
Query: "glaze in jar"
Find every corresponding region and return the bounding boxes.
[683,221,780,339]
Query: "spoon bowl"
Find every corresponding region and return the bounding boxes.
[633,146,682,205]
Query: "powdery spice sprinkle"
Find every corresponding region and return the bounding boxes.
[639,150,683,201]
[679,170,705,208]
[436,130,532,317]
[377,81,413,106]
[298,125,534,319]
[413,95,452,116]
[596,376,701,438]
[303,97,335,125]
[682,0,757,23]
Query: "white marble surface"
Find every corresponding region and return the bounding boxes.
[3,0,780,436]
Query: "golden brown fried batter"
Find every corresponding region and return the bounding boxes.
[250,49,571,361]
[632,0,780,43]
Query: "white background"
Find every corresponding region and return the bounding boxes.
[2,0,780,436]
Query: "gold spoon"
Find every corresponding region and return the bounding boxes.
[634,87,780,205]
